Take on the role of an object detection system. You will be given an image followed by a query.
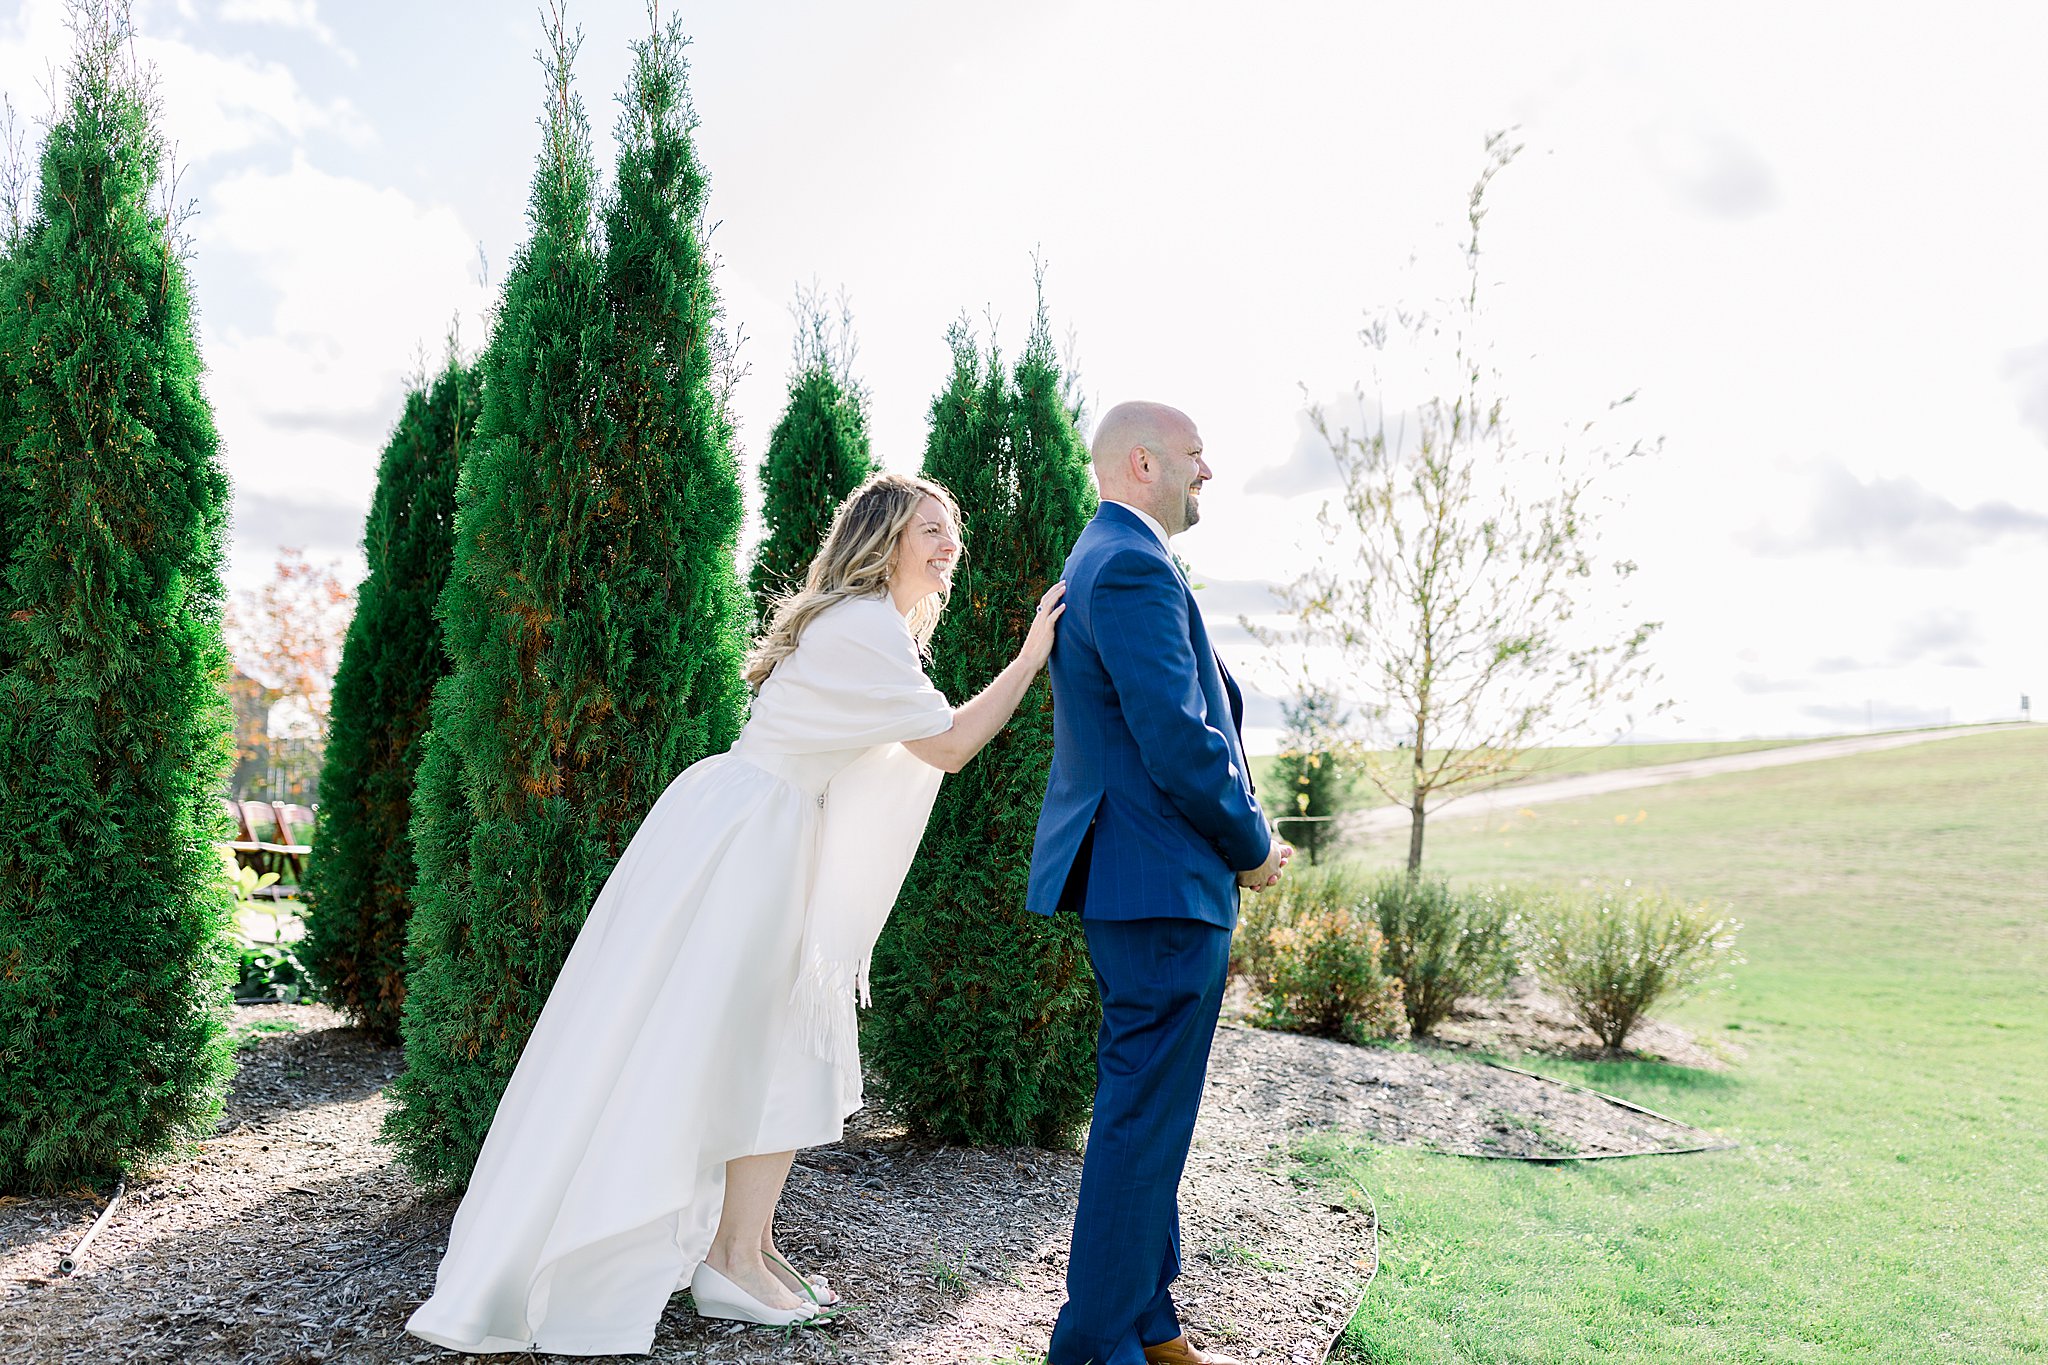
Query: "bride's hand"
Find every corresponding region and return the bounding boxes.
[1018,582,1067,671]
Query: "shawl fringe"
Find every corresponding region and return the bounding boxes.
[790,949,868,1091]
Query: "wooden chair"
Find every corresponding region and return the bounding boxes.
[267,802,317,887]
[236,800,301,899]
[219,797,265,870]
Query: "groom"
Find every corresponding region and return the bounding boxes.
[1027,401,1290,1365]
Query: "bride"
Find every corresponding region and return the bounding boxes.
[406,472,1065,1353]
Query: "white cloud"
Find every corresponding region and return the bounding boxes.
[1246,406,1349,499]
[137,32,369,162]
[230,488,366,558]
[0,0,370,165]
[1734,673,1806,696]
[9,0,2047,737]
[1638,118,1780,219]
[1189,575,1288,622]
[1888,610,1979,666]
[2006,340,2048,446]
[1743,463,2048,567]
[197,153,489,578]
[0,0,73,124]
[216,0,354,66]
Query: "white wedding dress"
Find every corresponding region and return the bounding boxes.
[405,596,954,1356]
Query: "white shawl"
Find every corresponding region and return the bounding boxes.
[744,596,954,1087]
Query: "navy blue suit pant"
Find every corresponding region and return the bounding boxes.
[1048,916,1234,1365]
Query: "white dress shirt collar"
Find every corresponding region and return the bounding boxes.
[1102,499,1170,550]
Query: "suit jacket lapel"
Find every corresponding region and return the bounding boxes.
[1100,505,1255,793]
[1215,652,1241,728]
[1183,579,1250,784]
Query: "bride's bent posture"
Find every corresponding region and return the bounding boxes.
[406,473,1064,1353]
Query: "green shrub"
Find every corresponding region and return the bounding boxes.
[1231,862,1355,982]
[1368,874,1518,1036]
[0,9,239,1190]
[1233,866,1406,1045]
[226,864,308,1004]
[748,289,875,628]
[867,283,1100,1148]
[302,357,477,1040]
[234,939,309,1005]
[1523,882,1742,1049]
[386,15,750,1190]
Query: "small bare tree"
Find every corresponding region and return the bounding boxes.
[1255,133,1666,874]
[224,547,355,800]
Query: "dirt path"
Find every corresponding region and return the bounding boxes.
[1337,723,2028,842]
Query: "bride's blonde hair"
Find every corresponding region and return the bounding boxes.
[744,472,964,689]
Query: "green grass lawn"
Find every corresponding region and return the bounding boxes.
[1310,726,2048,1364]
[1250,731,1920,816]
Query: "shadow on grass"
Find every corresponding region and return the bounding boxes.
[1405,1038,1742,1098]
[1552,1055,1742,1098]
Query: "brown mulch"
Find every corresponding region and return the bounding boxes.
[0,990,1723,1364]
[1423,974,1745,1072]
[1206,1023,1712,1162]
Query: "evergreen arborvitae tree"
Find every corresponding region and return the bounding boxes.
[0,97,26,533]
[748,290,873,625]
[0,4,238,1190]
[596,8,748,752]
[1273,685,1345,865]
[868,282,1101,1147]
[301,355,480,1041]
[386,8,749,1190]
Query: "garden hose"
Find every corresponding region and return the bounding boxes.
[1462,1060,1739,1162]
[56,1179,125,1275]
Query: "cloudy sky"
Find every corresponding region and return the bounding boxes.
[3,0,2044,751]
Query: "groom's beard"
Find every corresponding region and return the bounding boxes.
[1183,489,1201,529]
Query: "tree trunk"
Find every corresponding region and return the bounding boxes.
[1407,710,1429,876]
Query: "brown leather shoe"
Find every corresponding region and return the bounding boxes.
[1142,1335,1242,1365]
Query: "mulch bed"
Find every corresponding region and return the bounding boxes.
[1,991,1723,1364]
[1422,974,1744,1073]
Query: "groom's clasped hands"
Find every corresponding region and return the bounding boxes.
[1236,838,1293,892]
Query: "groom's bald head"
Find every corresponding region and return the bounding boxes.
[1092,401,1209,535]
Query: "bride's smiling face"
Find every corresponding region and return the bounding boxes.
[889,496,961,608]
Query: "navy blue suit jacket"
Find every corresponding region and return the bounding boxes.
[1025,503,1271,929]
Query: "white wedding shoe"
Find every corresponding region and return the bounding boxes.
[688,1260,828,1327]
[675,1257,838,1306]
[766,1250,841,1308]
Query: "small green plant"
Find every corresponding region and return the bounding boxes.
[227,861,281,906]
[226,862,310,1004]
[1235,866,1406,1044]
[924,1248,971,1297]
[1204,1240,1286,1272]
[1368,874,1518,1036]
[234,940,308,1005]
[1522,882,1742,1049]
[232,1018,303,1051]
